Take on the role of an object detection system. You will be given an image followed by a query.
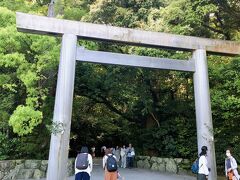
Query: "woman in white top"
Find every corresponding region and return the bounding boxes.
[75,146,93,180]
[115,146,121,163]
[120,145,127,168]
[126,143,135,168]
[198,146,210,180]
[225,149,240,180]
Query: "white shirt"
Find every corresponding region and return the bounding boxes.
[198,155,209,175]
[225,156,240,178]
[75,153,93,176]
[102,154,117,169]
[120,148,126,157]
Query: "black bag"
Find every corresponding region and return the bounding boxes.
[76,153,89,170]
[106,155,118,172]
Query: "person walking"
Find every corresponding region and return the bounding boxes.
[91,146,96,158]
[101,146,106,157]
[112,147,116,155]
[115,146,121,165]
[126,143,135,168]
[75,146,93,180]
[197,146,210,180]
[225,149,240,180]
[120,145,127,168]
[103,148,118,180]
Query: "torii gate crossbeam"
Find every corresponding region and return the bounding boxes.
[76,47,195,72]
[16,12,240,180]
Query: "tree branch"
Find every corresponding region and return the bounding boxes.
[76,85,135,122]
[150,112,160,127]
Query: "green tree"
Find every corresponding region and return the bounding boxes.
[0,5,59,159]
[0,0,239,164]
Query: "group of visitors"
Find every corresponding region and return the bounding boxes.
[74,144,240,180]
[75,144,135,180]
[107,144,135,169]
[196,146,240,180]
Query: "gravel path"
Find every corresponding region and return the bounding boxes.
[30,165,196,180]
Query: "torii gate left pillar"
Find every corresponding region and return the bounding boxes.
[46,34,77,180]
[16,12,240,180]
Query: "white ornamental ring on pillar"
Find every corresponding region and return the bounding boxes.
[50,121,65,135]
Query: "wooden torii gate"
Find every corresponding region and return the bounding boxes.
[16,12,240,180]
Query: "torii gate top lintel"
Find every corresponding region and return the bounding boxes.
[16,12,240,56]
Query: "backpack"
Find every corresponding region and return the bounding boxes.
[76,153,89,170]
[191,158,199,174]
[106,155,118,172]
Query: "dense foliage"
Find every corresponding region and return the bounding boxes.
[0,0,239,171]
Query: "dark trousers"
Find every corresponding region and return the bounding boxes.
[75,172,90,180]
[127,157,133,168]
[197,174,207,180]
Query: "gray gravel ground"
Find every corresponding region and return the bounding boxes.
[28,165,196,180]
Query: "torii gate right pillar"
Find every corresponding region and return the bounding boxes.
[193,49,217,180]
